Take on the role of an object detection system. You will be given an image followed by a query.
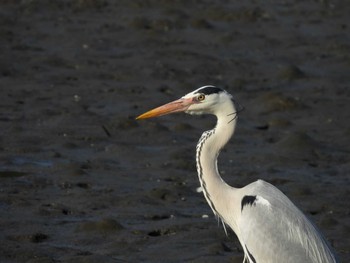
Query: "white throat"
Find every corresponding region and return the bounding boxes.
[195,98,237,221]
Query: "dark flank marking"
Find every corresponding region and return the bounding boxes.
[195,86,223,95]
[241,195,257,212]
[245,245,257,263]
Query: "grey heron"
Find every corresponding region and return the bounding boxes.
[136,86,338,263]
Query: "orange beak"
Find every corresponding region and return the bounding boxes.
[136,97,194,120]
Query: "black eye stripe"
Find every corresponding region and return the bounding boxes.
[194,86,223,95]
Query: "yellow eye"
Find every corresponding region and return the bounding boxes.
[197,94,205,101]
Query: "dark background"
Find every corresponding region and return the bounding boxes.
[0,0,349,262]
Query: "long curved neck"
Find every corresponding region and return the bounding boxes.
[196,99,237,220]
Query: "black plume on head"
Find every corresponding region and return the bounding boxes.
[195,86,223,95]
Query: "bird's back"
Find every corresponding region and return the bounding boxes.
[233,180,338,263]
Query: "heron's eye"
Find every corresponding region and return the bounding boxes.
[197,94,205,101]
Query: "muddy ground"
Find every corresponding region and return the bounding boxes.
[0,0,349,262]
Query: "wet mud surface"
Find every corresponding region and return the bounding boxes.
[0,1,349,262]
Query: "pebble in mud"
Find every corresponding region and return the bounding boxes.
[7,233,48,243]
[149,188,177,202]
[191,18,213,29]
[277,64,305,81]
[267,118,291,128]
[250,92,300,114]
[273,132,319,159]
[129,17,177,32]
[0,171,27,178]
[173,122,194,131]
[76,218,124,234]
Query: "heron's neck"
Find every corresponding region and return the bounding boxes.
[196,100,237,219]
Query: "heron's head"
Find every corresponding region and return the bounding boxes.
[136,85,233,119]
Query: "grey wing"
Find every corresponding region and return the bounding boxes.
[237,180,338,263]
